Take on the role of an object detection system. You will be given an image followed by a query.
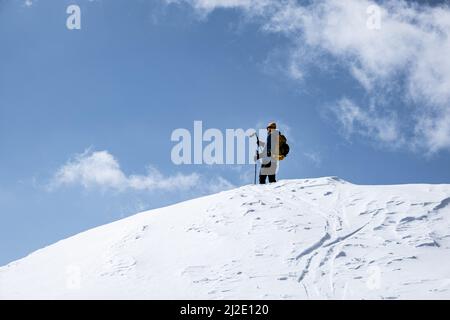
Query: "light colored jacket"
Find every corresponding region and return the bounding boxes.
[258,130,279,175]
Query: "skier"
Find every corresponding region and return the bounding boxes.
[256,122,279,184]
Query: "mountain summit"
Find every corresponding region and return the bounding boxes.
[1,177,450,299]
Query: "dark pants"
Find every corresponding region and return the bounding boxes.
[259,161,277,184]
[259,174,276,184]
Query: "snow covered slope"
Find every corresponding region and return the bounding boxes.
[1,177,450,299]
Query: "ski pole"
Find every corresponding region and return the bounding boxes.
[254,158,257,185]
[250,132,259,185]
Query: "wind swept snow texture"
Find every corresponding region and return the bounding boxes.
[1,177,450,299]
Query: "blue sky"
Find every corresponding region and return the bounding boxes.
[1,0,450,265]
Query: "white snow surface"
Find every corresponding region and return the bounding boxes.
[1,177,450,299]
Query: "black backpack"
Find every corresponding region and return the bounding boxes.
[278,133,290,160]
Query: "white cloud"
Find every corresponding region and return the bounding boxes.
[167,0,450,152]
[207,176,236,193]
[415,113,450,154]
[332,98,402,145]
[50,149,234,193]
[24,0,34,7]
[303,151,322,167]
[166,0,271,15]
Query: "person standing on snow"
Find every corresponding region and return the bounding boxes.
[256,122,280,184]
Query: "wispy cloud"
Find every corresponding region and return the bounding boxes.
[167,0,450,153]
[331,98,402,146]
[303,151,322,167]
[166,0,271,16]
[49,149,234,193]
[22,0,35,7]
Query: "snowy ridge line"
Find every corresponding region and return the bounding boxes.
[1,177,450,299]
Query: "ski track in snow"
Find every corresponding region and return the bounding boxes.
[1,177,450,299]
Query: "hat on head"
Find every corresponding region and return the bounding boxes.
[267,122,277,129]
